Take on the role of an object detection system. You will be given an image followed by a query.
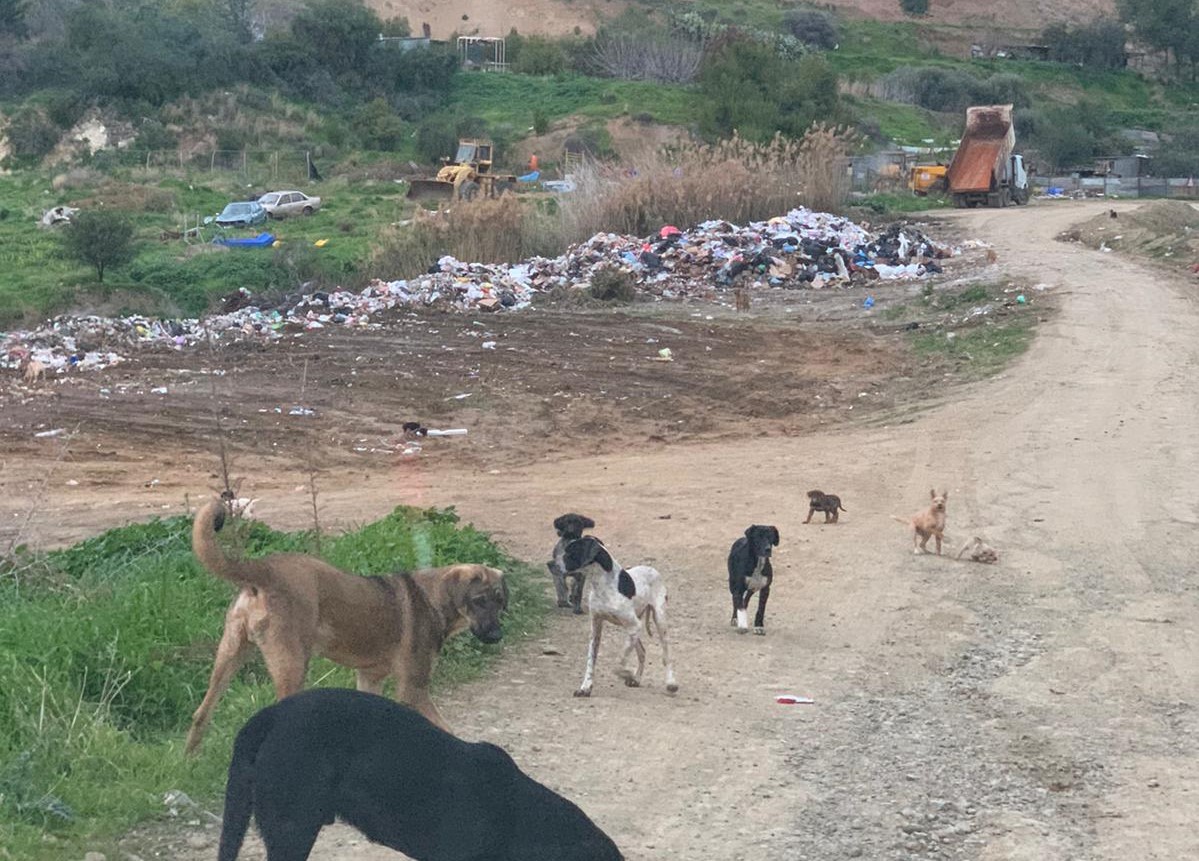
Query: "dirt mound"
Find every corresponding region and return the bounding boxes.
[1062,200,1199,262]
[365,0,626,38]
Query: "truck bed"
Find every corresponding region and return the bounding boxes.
[947,105,1014,195]
[948,139,1004,193]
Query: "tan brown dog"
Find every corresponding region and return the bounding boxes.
[956,536,998,563]
[184,499,507,755]
[891,489,949,555]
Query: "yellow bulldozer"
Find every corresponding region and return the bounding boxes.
[406,139,518,202]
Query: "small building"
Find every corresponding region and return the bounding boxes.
[1094,154,1152,178]
[377,35,432,52]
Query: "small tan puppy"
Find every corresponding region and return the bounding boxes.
[957,536,998,563]
[892,489,949,555]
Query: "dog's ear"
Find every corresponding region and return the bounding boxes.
[942,490,949,500]
[769,526,780,546]
[617,570,636,599]
[930,488,936,500]
[744,526,756,539]
[553,514,571,534]
[579,515,596,530]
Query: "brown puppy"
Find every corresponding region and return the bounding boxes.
[184,499,507,755]
[956,536,998,563]
[804,490,847,524]
[891,489,949,555]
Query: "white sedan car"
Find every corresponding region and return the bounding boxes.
[258,190,322,218]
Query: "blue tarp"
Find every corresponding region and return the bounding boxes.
[517,170,540,183]
[215,232,275,247]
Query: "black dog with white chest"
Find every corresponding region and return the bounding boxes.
[548,513,596,613]
[727,525,780,635]
[218,688,623,861]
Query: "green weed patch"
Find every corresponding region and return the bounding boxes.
[0,506,546,859]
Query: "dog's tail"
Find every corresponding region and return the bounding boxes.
[889,515,910,526]
[193,500,268,587]
[217,705,276,861]
[838,503,848,512]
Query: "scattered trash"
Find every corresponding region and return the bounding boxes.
[402,421,428,438]
[2,207,956,374]
[34,428,67,438]
[1015,294,1027,304]
[39,205,78,228]
[150,386,168,394]
[652,347,674,362]
[481,341,497,350]
[863,296,875,309]
[288,406,316,416]
[425,428,468,437]
[776,695,815,705]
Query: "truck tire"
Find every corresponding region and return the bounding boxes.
[459,180,480,201]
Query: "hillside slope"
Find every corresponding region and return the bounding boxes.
[364,0,625,38]
[366,0,1115,38]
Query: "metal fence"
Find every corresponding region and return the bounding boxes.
[1033,175,1199,199]
[100,149,314,184]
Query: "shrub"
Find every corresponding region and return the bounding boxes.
[699,38,843,142]
[60,210,136,283]
[4,105,58,158]
[532,108,550,136]
[876,67,1029,114]
[415,116,458,164]
[591,30,703,83]
[588,266,636,302]
[352,98,404,150]
[1043,18,1127,69]
[135,118,178,151]
[900,0,929,15]
[512,35,569,75]
[782,9,838,50]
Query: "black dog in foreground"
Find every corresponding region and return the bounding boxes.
[727,525,780,635]
[218,688,623,861]
[548,513,596,613]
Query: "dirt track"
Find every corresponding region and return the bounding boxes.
[6,201,1198,860]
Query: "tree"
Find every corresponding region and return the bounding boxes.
[1117,0,1199,77]
[782,9,838,50]
[1043,18,1127,69]
[0,0,28,38]
[61,211,137,283]
[899,0,929,16]
[698,38,842,142]
[290,0,381,78]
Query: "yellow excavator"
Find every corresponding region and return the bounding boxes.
[406,139,518,201]
[909,164,949,197]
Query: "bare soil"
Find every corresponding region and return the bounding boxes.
[5,201,1197,861]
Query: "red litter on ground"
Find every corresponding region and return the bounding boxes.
[776,695,815,705]
[659,225,682,238]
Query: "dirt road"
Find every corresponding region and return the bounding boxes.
[11,200,1199,859]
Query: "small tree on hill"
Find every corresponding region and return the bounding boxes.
[61,210,136,283]
[900,0,930,16]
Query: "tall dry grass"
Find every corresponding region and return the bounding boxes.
[371,126,857,280]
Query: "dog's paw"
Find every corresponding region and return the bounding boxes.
[666,683,679,694]
[572,606,584,616]
[623,676,641,688]
[573,688,592,698]
[753,627,766,636]
[736,627,748,635]
[557,600,571,608]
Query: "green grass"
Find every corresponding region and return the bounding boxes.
[911,314,1036,379]
[852,191,951,216]
[450,72,703,128]
[0,506,547,860]
[0,173,410,326]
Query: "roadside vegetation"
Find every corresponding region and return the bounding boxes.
[0,505,546,861]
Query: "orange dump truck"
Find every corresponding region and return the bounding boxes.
[946,105,1029,208]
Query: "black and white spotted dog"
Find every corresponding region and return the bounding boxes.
[561,536,677,697]
[548,513,596,613]
[727,525,780,635]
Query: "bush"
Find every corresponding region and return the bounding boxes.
[415,116,458,164]
[511,35,570,75]
[876,67,1030,114]
[900,0,929,15]
[4,105,59,158]
[699,38,843,142]
[60,210,136,283]
[782,9,838,50]
[1153,124,1199,176]
[352,98,404,150]
[588,266,636,302]
[1043,18,1127,70]
[532,108,550,136]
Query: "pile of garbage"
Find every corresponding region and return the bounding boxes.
[2,207,952,374]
